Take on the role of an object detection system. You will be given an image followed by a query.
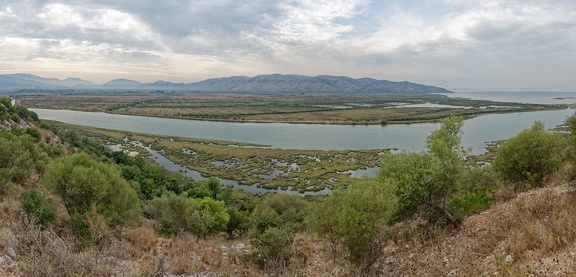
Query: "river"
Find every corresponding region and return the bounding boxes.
[31,107,575,155]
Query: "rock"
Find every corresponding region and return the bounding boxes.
[505,254,513,264]
[5,261,16,272]
[232,243,245,252]
[4,246,16,261]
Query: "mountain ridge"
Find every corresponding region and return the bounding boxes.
[0,73,452,94]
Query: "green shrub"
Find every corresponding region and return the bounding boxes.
[225,207,249,237]
[381,116,466,226]
[11,114,20,123]
[448,187,492,220]
[25,128,42,143]
[492,121,565,187]
[144,193,230,236]
[197,197,230,232]
[145,193,202,235]
[250,193,309,233]
[0,136,34,192]
[20,189,57,228]
[249,227,292,267]
[43,153,141,237]
[248,193,310,267]
[308,178,396,267]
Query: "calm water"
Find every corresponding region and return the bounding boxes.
[31,107,575,155]
[443,91,576,105]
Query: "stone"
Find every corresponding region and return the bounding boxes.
[505,254,513,264]
[4,246,16,261]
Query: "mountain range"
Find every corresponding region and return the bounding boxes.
[0,73,452,94]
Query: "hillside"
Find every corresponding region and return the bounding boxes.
[375,182,576,275]
[0,73,451,94]
[1,98,575,276]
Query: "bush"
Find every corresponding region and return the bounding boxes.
[249,227,292,267]
[0,135,35,192]
[144,193,230,236]
[381,116,466,226]
[196,197,230,232]
[248,193,310,267]
[145,193,202,235]
[448,187,492,220]
[225,207,249,237]
[43,153,141,238]
[20,189,57,228]
[492,121,565,187]
[25,128,42,143]
[308,178,396,267]
[250,193,309,233]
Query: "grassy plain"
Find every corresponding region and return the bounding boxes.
[52,122,384,193]
[19,92,564,125]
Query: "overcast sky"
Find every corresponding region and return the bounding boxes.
[1,0,575,90]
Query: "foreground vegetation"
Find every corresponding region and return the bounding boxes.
[18,92,563,125]
[2,96,576,276]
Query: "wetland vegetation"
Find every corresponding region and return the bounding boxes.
[49,121,384,194]
[18,92,564,125]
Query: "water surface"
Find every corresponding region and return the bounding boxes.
[32,107,574,154]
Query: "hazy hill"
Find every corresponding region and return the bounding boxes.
[102,78,143,88]
[180,74,451,94]
[0,73,452,94]
[3,73,94,88]
[0,75,62,91]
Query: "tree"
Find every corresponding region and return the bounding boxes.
[196,197,230,232]
[381,116,466,226]
[44,153,141,238]
[492,121,565,187]
[308,178,397,267]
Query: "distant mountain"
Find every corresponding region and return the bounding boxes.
[61,77,94,87]
[0,75,61,91]
[181,74,451,94]
[102,78,143,87]
[0,73,452,94]
[4,73,94,88]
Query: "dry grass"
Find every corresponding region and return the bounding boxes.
[6,180,576,276]
[372,182,576,276]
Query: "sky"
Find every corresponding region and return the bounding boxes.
[0,0,575,90]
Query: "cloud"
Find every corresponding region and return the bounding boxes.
[0,0,575,89]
